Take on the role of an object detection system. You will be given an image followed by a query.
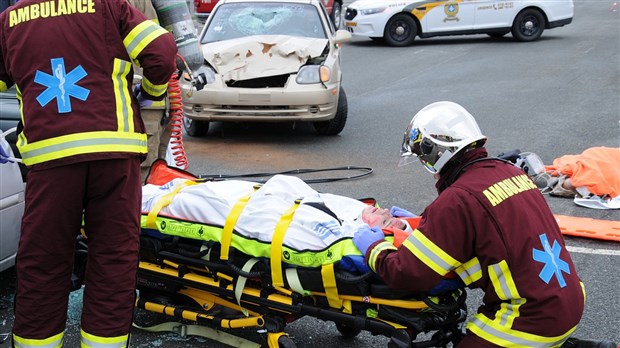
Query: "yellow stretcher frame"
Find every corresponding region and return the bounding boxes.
[134,256,466,348]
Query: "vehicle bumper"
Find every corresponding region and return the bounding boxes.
[343,11,390,38]
[548,17,573,29]
[181,82,340,123]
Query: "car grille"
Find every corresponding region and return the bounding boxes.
[344,8,357,20]
[226,74,289,88]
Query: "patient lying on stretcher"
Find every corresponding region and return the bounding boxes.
[141,174,417,271]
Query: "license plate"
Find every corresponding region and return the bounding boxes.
[345,21,357,27]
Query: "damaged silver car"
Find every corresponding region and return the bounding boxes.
[180,0,352,136]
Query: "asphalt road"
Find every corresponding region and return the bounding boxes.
[1,0,619,347]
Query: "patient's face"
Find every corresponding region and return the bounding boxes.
[361,206,397,229]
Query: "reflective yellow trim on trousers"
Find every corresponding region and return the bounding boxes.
[141,75,169,98]
[467,314,576,347]
[12,332,63,348]
[454,257,482,285]
[0,80,7,91]
[113,58,134,132]
[81,329,128,348]
[367,241,396,273]
[402,229,460,276]
[17,131,147,165]
[123,20,170,60]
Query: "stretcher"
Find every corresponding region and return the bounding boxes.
[132,162,469,347]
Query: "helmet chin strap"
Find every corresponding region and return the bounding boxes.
[433,149,453,173]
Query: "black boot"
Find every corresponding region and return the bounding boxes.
[562,337,618,348]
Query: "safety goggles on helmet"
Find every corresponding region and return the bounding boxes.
[399,101,487,174]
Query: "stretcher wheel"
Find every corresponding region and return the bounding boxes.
[335,323,362,339]
[277,335,297,348]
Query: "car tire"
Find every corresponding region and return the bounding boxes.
[330,1,342,30]
[511,8,545,42]
[383,14,417,47]
[183,116,209,137]
[314,88,347,136]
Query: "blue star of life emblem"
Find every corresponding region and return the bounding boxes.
[34,58,89,113]
[532,233,571,288]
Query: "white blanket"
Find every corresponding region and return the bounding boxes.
[141,175,369,251]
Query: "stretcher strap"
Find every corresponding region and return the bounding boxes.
[321,263,347,310]
[146,180,199,229]
[285,268,311,296]
[270,200,301,287]
[235,258,260,317]
[221,187,259,260]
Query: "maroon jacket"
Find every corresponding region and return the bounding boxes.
[0,0,177,167]
[366,148,584,346]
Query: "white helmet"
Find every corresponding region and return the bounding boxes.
[400,101,487,174]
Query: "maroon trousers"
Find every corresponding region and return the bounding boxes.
[13,158,142,339]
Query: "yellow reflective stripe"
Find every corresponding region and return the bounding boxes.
[496,298,525,328]
[123,20,170,60]
[467,314,576,347]
[18,131,147,166]
[367,241,396,273]
[455,257,482,285]
[0,80,7,91]
[81,329,128,348]
[321,263,343,309]
[221,189,257,261]
[488,260,520,300]
[16,85,27,148]
[141,75,168,98]
[146,180,199,229]
[580,281,586,302]
[113,58,134,132]
[13,332,63,348]
[270,201,300,287]
[402,229,460,276]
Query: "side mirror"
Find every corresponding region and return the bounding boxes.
[334,30,352,44]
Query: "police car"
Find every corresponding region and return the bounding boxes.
[344,0,574,46]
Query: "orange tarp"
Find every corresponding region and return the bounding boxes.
[554,214,620,243]
[545,147,620,198]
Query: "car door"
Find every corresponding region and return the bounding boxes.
[473,0,517,30]
[421,0,477,34]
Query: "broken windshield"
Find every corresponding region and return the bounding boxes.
[202,2,327,43]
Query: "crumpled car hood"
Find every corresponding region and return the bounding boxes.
[202,35,329,81]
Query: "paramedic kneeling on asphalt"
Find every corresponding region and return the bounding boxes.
[353,101,585,347]
[0,0,177,346]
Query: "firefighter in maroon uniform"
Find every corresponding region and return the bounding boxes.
[353,101,585,347]
[0,0,177,346]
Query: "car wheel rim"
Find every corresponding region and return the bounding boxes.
[391,21,409,41]
[520,16,539,36]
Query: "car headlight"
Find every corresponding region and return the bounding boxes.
[296,65,331,84]
[360,7,387,15]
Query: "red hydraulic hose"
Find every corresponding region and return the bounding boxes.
[167,59,189,170]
